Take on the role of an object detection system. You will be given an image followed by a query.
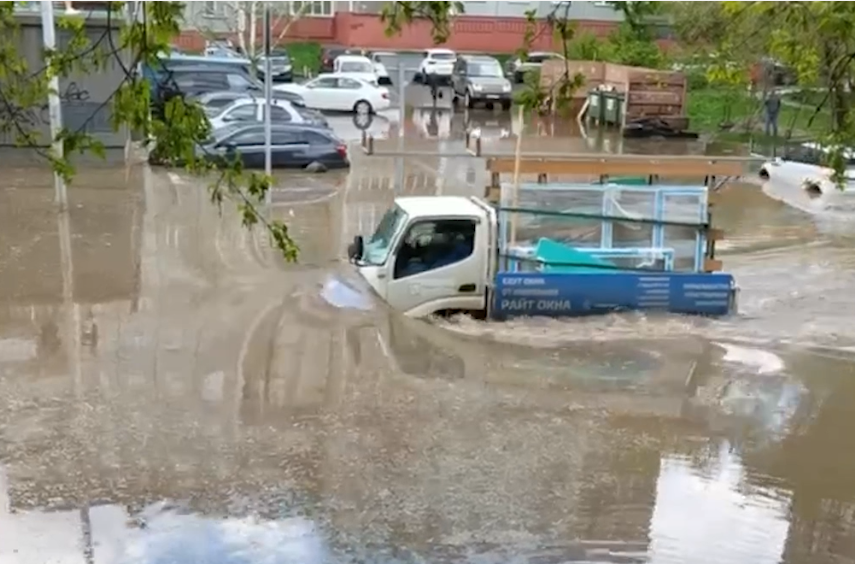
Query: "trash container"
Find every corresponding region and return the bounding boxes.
[602,91,626,126]
[609,176,651,186]
[586,90,604,124]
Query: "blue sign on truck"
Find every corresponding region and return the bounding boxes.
[491,272,736,319]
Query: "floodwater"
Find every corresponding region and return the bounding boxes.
[2,113,855,564]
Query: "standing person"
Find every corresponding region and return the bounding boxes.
[764,89,781,138]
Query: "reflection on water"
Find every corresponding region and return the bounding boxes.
[2,129,855,564]
[650,447,791,564]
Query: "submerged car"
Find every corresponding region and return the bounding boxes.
[759,141,855,198]
[274,74,390,114]
[207,98,329,130]
[200,123,349,170]
[192,90,308,115]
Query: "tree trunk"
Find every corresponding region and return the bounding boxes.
[249,1,258,59]
[236,1,248,57]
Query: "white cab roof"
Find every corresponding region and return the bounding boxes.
[396,196,484,219]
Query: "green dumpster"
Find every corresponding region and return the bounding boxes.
[601,91,626,126]
[586,90,604,124]
[609,175,651,186]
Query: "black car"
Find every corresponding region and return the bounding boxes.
[200,123,349,170]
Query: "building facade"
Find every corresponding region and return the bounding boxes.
[176,1,627,54]
[7,4,132,149]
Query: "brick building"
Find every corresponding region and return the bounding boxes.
[174,1,631,54]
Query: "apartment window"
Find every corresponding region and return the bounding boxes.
[204,1,226,17]
[290,1,334,17]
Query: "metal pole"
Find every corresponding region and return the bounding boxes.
[263,2,273,205]
[41,0,67,210]
[394,62,406,190]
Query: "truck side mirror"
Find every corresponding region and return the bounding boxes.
[347,235,364,262]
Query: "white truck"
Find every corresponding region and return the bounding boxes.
[346,190,738,320]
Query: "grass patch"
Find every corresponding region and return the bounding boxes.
[285,42,321,77]
[687,87,831,141]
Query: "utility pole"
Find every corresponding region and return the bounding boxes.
[394,61,406,191]
[263,2,273,206]
[41,0,67,210]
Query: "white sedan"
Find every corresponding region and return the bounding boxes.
[274,74,390,114]
[759,142,855,198]
[207,98,326,130]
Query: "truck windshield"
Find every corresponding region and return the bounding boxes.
[362,206,408,265]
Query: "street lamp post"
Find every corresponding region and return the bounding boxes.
[263,2,273,206]
[40,0,67,209]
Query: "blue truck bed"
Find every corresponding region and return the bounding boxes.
[491,271,736,319]
[490,181,735,318]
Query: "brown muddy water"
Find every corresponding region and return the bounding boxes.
[2,119,855,564]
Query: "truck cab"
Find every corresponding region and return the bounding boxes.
[347,196,496,318]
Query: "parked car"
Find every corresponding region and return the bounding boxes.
[416,48,457,85]
[320,46,353,73]
[256,49,293,82]
[207,98,329,130]
[505,51,564,84]
[145,55,256,101]
[156,53,253,75]
[369,51,394,85]
[274,74,390,114]
[333,54,380,85]
[759,141,855,197]
[192,91,308,116]
[204,39,243,58]
[451,55,513,110]
[154,66,263,103]
[200,123,349,170]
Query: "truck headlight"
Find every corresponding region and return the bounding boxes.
[473,84,483,91]
[502,83,511,92]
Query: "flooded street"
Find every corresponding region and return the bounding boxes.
[2,113,855,564]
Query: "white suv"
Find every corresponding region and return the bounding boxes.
[417,48,457,84]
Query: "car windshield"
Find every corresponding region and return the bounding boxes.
[340,61,374,73]
[431,52,456,61]
[362,206,408,265]
[469,62,503,77]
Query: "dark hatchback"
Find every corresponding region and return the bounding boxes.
[320,46,354,73]
[199,123,349,170]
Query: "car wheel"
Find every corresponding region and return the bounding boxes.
[501,100,511,112]
[465,90,475,109]
[514,71,523,84]
[354,100,373,115]
[759,167,770,181]
[803,180,823,198]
